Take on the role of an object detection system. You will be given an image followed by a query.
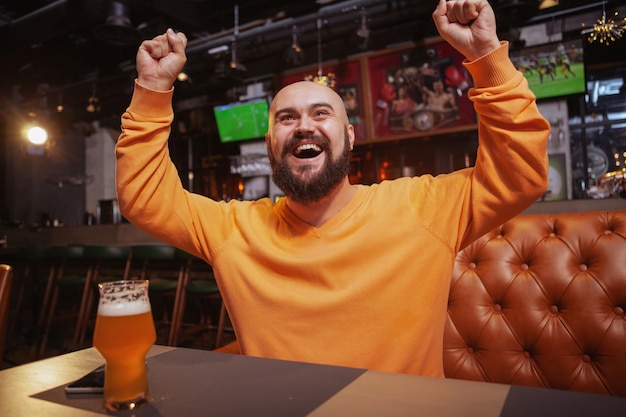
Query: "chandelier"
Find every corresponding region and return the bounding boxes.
[305,18,336,88]
[580,2,626,45]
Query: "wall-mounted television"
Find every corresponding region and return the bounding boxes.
[509,39,586,100]
[213,98,269,143]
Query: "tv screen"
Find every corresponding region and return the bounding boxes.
[509,39,586,100]
[213,99,269,143]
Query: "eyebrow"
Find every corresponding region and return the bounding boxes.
[274,102,335,117]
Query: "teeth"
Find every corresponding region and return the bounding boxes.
[297,144,321,153]
[294,143,323,158]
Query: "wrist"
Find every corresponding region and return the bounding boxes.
[137,77,174,92]
[463,42,518,88]
[129,80,174,116]
[467,38,502,62]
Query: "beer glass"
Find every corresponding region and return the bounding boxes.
[93,280,156,411]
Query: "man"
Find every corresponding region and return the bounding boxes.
[421,79,458,111]
[116,0,548,377]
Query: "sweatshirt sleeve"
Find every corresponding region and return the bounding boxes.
[412,42,549,252]
[460,41,549,247]
[115,81,226,260]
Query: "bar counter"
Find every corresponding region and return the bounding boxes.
[3,198,624,248]
[4,223,161,247]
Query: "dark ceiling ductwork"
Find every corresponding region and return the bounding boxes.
[492,0,540,29]
[92,1,142,46]
[0,0,619,126]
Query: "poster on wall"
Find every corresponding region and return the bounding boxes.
[537,100,572,201]
[277,60,366,143]
[242,175,270,200]
[368,41,476,141]
[547,153,568,201]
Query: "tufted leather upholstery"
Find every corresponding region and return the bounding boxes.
[445,209,626,396]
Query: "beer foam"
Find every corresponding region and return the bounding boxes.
[97,282,152,316]
[98,298,151,316]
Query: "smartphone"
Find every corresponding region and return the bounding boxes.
[64,364,105,394]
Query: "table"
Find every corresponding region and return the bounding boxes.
[1,345,624,416]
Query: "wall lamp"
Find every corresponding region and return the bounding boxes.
[26,124,48,145]
[86,83,101,113]
[24,113,49,146]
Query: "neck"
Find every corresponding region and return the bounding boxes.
[285,177,357,228]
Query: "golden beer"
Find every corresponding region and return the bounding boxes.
[93,280,156,411]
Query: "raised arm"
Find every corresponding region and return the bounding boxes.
[422,0,549,249]
[116,29,226,260]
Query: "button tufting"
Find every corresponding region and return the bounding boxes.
[520,264,529,270]
[469,262,476,269]
[582,354,591,363]
[615,306,624,316]
[549,232,556,237]
[578,264,588,272]
[467,346,475,353]
[523,351,531,358]
[494,304,502,312]
[603,229,612,235]
[550,305,559,314]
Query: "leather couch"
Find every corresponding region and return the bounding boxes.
[444,209,626,396]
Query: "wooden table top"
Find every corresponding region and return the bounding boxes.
[1,345,624,416]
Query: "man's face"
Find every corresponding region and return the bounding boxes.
[266,81,355,204]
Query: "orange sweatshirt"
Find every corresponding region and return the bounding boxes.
[116,43,548,377]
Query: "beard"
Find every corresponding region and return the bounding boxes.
[268,129,352,204]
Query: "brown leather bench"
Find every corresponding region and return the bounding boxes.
[445,209,626,396]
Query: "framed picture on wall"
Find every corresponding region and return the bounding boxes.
[276,59,367,143]
[242,175,269,200]
[367,41,476,141]
[546,153,568,201]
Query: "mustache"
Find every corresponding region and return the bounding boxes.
[281,134,330,158]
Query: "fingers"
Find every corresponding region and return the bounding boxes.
[445,0,480,25]
[140,29,187,59]
[432,0,498,61]
[140,34,169,60]
[432,0,449,29]
[167,28,188,54]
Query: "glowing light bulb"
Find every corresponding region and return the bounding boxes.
[27,126,48,145]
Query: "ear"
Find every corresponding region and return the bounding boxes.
[347,124,355,151]
[265,132,273,157]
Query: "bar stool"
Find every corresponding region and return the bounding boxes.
[170,249,228,349]
[130,245,183,346]
[73,245,132,348]
[33,245,90,358]
[1,246,46,348]
[0,264,14,364]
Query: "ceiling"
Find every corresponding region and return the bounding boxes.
[0,0,623,130]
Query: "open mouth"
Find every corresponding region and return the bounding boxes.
[293,143,323,159]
